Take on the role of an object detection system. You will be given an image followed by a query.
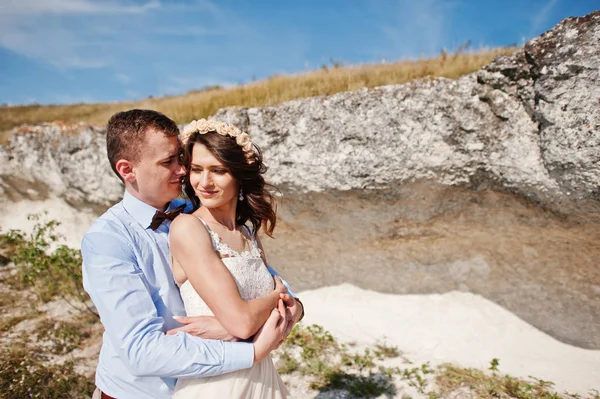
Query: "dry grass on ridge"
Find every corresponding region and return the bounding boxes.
[0,47,517,144]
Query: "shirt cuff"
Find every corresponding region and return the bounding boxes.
[267,265,296,298]
[221,341,254,372]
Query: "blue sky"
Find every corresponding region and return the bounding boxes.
[0,0,597,105]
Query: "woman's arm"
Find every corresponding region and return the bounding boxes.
[255,235,304,325]
[169,214,285,339]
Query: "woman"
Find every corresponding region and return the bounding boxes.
[169,119,293,398]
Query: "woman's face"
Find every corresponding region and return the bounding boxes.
[189,143,239,209]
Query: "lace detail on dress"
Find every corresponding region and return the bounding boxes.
[179,218,273,318]
[205,227,262,259]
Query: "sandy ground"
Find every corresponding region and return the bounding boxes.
[2,192,599,396]
[0,198,97,248]
[298,284,600,396]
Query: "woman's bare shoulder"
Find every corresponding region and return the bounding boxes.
[169,214,209,240]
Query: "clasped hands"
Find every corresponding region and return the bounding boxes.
[167,276,302,347]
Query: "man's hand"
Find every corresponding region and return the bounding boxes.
[280,293,303,325]
[166,315,238,341]
[252,299,287,364]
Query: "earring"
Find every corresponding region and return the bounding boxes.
[239,188,244,201]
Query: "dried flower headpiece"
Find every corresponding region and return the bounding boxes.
[181,118,255,164]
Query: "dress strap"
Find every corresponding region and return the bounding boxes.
[194,216,219,251]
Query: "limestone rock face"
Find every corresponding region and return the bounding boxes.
[0,123,122,207]
[0,11,598,207]
[476,11,600,200]
[215,11,600,202]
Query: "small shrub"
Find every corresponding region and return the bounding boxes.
[401,363,433,393]
[0,344,95,399]
[0,314,34,333]
[35,319,92,355]
[276,324,399,397]
[375,341,401,358]
[435,363,598,399]
[489,357,500,373]
[321,370,396,398]
[3,215,96,317]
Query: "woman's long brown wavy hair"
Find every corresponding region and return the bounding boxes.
[182,131,278,237]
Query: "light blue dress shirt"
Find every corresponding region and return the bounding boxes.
[81,191,256,399]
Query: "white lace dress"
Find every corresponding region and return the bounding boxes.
[172,219,291,399]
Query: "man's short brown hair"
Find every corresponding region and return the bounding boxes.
[106,109,180,180]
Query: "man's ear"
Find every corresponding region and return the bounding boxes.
[115,159,136,183]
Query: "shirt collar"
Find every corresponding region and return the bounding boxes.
[123,190,164,230]
[122,191,193,230]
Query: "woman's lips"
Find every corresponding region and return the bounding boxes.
[199,190,217,197]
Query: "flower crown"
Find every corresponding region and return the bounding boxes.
[181,118,255,164]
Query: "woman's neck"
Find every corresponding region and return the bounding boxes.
[197,202,238,231]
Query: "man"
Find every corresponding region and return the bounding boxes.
[82,109,303,399]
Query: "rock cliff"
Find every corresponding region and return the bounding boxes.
[1,12,599,207]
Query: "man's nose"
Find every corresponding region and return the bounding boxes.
[175,164,186,176]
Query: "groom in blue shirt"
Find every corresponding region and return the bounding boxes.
[82,109,301,399]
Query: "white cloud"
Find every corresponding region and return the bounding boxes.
[125,89,140,99]
[0,17,112,69]
[530,0,560,36]
[374,0,452,59]
[158,75,235,97]
[0,0,160,15]
[0,0,308,102]
[116,73,132,84]
[0,1,162,69]
[153,26,215,37]
[53,93,101,104]
[0,0,228,70]
[0,1,174,71]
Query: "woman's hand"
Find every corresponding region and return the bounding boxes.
[273,275,287,296]
[277,293,303,346]
[166,315,239,341]
[252,299,288,364]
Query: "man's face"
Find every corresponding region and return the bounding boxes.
[132,129,185,209]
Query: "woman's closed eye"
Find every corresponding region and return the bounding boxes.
[190,167,228,174]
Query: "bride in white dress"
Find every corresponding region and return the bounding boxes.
[169,119,299,398]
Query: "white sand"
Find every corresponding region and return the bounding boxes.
[298,283,600,395]
[0,198,97,248]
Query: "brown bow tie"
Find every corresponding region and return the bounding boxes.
[149,204,186,230]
